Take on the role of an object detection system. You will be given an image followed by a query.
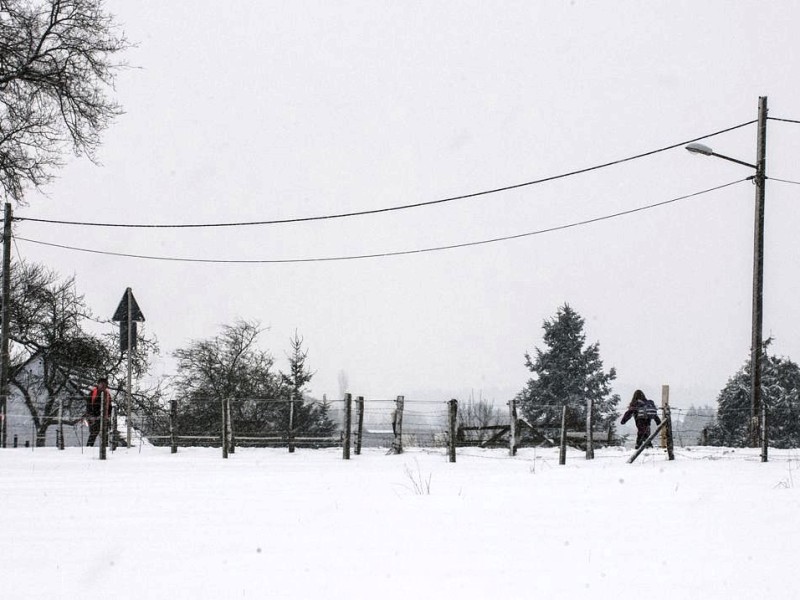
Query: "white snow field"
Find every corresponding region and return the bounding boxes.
[2,445,799,599]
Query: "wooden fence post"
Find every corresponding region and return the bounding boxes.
[342,393,352,460]
[661,385,674,460]
[391,395,405,454]
[58,397,65,451]
[170,399,178,454]
[227,397,235,454]
[559,405,567,466]
[99,393,107,460]
[508,399,518,457]
[702,427,709,446]
[288,396,296,453]
[111,405,119,452]
[586,396,594,460]
[221,397,229,459]
[448,399,458,463]
[355,396,364,455]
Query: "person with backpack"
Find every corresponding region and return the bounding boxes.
[621,389,661,449]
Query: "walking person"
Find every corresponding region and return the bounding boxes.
[621,389,661,449]
[86,377,112,447]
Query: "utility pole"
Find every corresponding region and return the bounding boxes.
[750,96,768,449]
[0,203,11,448]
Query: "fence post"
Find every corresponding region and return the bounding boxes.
[111,405,118,452]
[586,396,594,460]
[342,393,352,460]
[288,395,296,453]
[662,385,674,460]
[170,399,178,454]
[702,427,709,446]
[355,396,364,455]
[227,397,235,454]
[627,420,668,464]
[221,397,229,459]
[391,395,405,454]
[99,393,107,460]
[559,405,567,466]
[447,399,458,463]
[508,399,518,456]
[58,397,65,451]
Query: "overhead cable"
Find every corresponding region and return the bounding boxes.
[15,121,757,229]
[768,116,800,124]
[14,178,750,264]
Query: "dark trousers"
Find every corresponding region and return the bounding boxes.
[86,417,108,447]
[635,421,652,449]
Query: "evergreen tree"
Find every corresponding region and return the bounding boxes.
[708,347,800,448]
[517,304,620,435]
[280,331,335,436]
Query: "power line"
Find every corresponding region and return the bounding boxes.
[14,178,749,264]
[14,121,757,229]
[770,177,800,186]
[768,116,800,124]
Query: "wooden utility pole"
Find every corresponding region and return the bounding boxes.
[750,95,768,449]
[761,400,768,463]
[342,393,352,460]
[0,202,11,448]
[448,399,457,463]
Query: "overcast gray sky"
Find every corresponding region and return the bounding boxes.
[15,1,800,409]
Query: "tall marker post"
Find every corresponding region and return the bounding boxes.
[113,288,145,448]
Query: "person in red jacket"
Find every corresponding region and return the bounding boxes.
[86,377,112,447]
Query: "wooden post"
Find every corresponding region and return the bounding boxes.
[342,393,352,460]
[628,420,668,464]
[761,399,768,463]
[227,397,235,454]
[559,405,567,466]
[221,397,229,459]
[99,390,107,460]
[288,396,295,453]
[391,395,405,454]
[586,396,594,460]
[110,405,118,452]
[354,396,364,455]
[702,427,709,446]
[58,397,65,451]
[661,385,674,460]
[508,399,518,456]
[170,399,178,454]
[448,399,458,463]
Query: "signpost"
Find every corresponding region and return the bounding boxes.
[112,288,145,447]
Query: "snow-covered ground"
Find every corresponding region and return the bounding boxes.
[2,444,799,599]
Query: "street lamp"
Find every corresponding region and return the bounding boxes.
[685,96,768,460]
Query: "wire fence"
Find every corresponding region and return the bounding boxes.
[1,395,796,456]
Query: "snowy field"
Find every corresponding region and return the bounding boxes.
[2,444,799,600]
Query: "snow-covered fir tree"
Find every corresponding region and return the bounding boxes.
[516,304,620,435]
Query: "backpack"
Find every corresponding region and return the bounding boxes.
[636,399,658,420]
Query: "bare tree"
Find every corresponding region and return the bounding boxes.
[0,0,130,202]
